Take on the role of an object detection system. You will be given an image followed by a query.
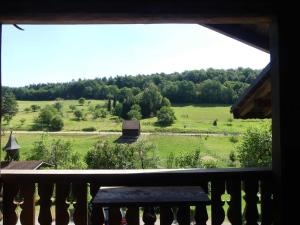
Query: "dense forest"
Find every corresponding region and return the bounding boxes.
[4,67,260,104]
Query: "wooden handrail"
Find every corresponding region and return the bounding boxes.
[1,168,272,185]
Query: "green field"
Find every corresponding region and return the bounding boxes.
[0,133,240,168]
[3,100,268,133]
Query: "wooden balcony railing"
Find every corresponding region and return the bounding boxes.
[0,168,273,225]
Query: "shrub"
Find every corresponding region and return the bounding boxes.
[213,119,218,126]
[31,104,41,112]
[50,116,64,131]
[85,140,158,169]
[236,122,272,167]
[24,107,31,113]
[157,106,176,126]
[174,149,201,168]
[27,135,85,169]
[82,127,97,132]
[78,97,85,105]
[229,136,239,143]
[53,102,63,112]
[74,110,84,120]
[93,109,107,119]
[69,104,76,112]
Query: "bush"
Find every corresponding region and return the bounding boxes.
[31,104,41,112]
[157,106,176,126]
[50,116,64,131]
[174,149,201,168]
[33,106,57,130]
[69,104,76,112]
[229,136,239,143]
[53,102,63,112]
[82,127,97,132]
[85,140,158,169]
[27,135,85,169]
[93,109,107,119]
[74,110,84,120]
[78,97,86,105]
[236,122,272,167]
[213,119,218,126]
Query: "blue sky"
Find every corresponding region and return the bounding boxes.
[2,24,270,87]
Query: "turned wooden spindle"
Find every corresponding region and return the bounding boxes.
[211,180,225,225]
[38,182,54,225]
[227,179,242,225]
[73,182,88,225]
[260,179,273,225]
[3,183,19,225]
[143,206,156,225]
[243,179,259,225]
[89,183,104,225]
[19,183,35,225]
[56,182,70,225]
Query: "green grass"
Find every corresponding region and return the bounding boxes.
[3,100,268,134]
[1,133,240,168]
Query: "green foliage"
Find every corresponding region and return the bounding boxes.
[24,107,31,113]
[127,104,142,120]
[213,119,218,126]
[157,106,176,126]
[229,136,239,143]
[30,104,41,112]
[32,106,63,130]
[174,149,201,168]
[140,83,163,117]
[78,97,85,105]
[228,150,237,167]
[113,103,123,117]
[82,127,97,132]
[2,91,18,123]
[19,118,26,127]
[27,134,85,169]
[236,122,272,167]
[92,109,107,119]
[161,97,171,107]
[50,116,64,131]
[69,104,76,111]
[53,102,63,112]
[74,110,84,120]
[85,140,158,169]
[202,158,218,168]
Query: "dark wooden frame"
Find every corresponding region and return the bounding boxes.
[0,1,291,224]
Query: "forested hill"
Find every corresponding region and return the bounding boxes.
[5,67,260,104]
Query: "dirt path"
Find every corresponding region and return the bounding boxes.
[9,130,241,136]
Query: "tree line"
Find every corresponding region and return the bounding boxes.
[4,67,260,104]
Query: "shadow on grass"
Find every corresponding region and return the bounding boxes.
[114,135,139,144]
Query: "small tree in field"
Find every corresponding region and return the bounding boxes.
[78,97,85,105]
[236,122,272,167]
[74,110,84,120]
[2,91,18,124]
[31,104,41,112]
[157,106,176,126]
[50,116,64,131]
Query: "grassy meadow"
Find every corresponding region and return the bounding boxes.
[0,133,240,168]
[4,100,268,133]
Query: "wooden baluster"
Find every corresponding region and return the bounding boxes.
[38,182,54,225]
[211,180,225,225]
[0,182,3,222]
[126,207,140,225]
[177,206,190,225]
[260,179,273,225]
[90,183,104,225]
[73,182,88,225]
[195,181,209,225]
[109,207,122,225]
[243,179,259,225]
[227,179,242,225]
[142,206,156,225]
[56,182,70,225]
[160,206,173,225]
[3,183,19,225]
[20,183,36,225]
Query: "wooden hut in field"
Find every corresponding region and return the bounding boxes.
[122,120,141,137]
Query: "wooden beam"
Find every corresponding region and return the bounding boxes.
[0,0,274,24]
[204,24,269,52]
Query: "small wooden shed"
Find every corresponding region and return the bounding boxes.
[122,120,141,137]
